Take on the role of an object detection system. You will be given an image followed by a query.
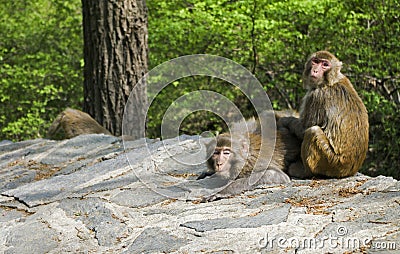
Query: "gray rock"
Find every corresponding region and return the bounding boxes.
[122,227,190,253]
[181,204,290,232]
[0,134,399,253]
[4,215,58,254]
[58,197,129,247]
[110,186,168,208]
[0,140,13,146]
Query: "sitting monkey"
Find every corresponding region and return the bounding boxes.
[47,108,111,140]
[281,51,369,178]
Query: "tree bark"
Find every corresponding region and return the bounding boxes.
[82,0,148,137]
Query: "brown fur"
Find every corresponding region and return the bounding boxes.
[47,108,111,140]
[285,51,369,178]
[198,111,301,196]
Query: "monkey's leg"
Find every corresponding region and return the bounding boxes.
[251,168,290,185]
[302,126,342,177]
[287,160,312,179]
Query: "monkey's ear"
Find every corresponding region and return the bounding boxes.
[239,139,250,157]
[231,117,257,134]
[205,139,217,156]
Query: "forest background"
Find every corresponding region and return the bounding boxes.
[0,0,399,178]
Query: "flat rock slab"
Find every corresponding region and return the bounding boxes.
[0,134,399,253]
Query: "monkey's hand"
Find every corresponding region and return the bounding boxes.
[277,116,297,128]
[277,116,304,140]
[287,161,312,179]
[196,170,215,180]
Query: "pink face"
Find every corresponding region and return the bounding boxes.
[310,57,331,80]
[212,147,232,172]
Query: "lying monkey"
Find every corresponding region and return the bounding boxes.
[198,111,301,201]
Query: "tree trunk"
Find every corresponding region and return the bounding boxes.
[82,0,148,138]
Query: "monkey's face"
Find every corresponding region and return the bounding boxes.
[212,147,232,172]
[311,57,331,79]
[303,51,343,88]
[305,56,332,88]
[206,134,247,179]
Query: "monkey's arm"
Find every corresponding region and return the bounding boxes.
[203,169,290,202]
[277,116,304,140]
[302,125,347,178]
[197,170,215,180]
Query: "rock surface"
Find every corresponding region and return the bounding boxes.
[0,134,399,253]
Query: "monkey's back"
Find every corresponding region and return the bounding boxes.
[47,108,111,140]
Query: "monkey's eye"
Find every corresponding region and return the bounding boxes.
[322,61,330,67]
[213,151,220,155]
[311,57,320,64]
[223,150,231,155]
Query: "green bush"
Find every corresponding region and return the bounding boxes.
[0,0,83,140]
[361,90,400,179]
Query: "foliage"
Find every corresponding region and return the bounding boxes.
[362,90,400,179]
[1,0,399,178]
[0,0,82,140]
